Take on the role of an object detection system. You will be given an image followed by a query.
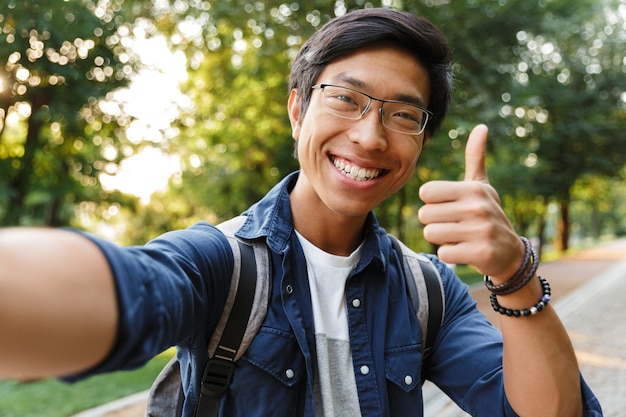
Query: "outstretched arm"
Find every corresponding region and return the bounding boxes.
[0,228,118,379]
[419,125,583,417]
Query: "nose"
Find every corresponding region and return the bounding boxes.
[349,104,388,151]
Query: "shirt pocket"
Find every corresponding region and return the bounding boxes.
[385,343,422,392]
[223,326,306,416]
[385,344,424,416]
[241,326,305,386]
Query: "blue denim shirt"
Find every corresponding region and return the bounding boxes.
[74,172,602,416]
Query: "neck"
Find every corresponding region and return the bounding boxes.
[294,215,367,257]
[289,188,367,257]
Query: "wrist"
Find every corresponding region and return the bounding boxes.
[484,236,538,296]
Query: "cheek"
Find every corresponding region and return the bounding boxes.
[297,114,342,148]
[401,139,424,166]
[413,146,424,165]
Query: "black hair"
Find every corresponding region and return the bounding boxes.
[289,8,453,136]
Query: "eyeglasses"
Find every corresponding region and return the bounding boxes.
[311,83,432,135]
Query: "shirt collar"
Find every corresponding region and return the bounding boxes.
[237,171,388,270]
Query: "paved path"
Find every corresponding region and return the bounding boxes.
[557,259,626,416]
[77,239,626,417]
[424,238,626,416]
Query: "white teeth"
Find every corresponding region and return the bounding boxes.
[332,157,382,181]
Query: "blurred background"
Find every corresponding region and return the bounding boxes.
[1,1,625,416]
[2,0,625,255]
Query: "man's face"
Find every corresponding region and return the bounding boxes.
[288,44,431,220]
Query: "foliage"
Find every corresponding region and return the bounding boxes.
[493,0,626,250]
[571,173,626,239]
[149,1,339,224]
[0,0,141,226]
[379,0,598,249]
[2,0,625,250]
[378,0,626,253]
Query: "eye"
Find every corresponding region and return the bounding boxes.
[327,90,358,105]
[394,111,420,122]
[336,94,355,104]
[323,87,362,112]
[389,106,423,123]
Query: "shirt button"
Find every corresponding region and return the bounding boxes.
[404,375,413,386]
[285,368,295,379]
[352,298,361,308]
[285,284,293,294]
[360,365,370,375]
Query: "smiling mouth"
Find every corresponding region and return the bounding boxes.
[331,156,385,181]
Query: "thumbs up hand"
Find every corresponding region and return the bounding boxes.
[418,125,524,281]
[463,124,490,183]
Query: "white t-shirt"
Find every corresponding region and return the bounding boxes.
[295,231,364,417]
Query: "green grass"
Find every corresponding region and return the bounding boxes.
[454,264,484,286]
[0,349,175,417]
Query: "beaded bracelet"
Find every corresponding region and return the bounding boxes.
[490,276,551,317]
[484,236,538,296]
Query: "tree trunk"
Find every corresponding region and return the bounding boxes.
[537,197,548,261]
[554,199,570,253]
[5,101,43,225]
[46,196,64,227]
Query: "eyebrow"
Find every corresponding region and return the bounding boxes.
[327,74,427,108]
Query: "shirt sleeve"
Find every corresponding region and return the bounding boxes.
[425,256,603,417]
[63,222,233,381]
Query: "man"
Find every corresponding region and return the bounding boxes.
[0,8,602,417]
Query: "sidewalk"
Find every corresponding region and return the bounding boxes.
[425,238,626,416]
[78,239,626,417]
[557,258,626,416]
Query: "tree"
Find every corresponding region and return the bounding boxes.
[68,0,625,251]
[142,1,345,224]
[375,0,582,250]
[399,0,626,253]
[500,0,626,251]
[571,174,625,240]
[0,0,138,225]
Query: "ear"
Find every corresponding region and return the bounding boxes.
[422,131,430,145]
[287,89,302,140]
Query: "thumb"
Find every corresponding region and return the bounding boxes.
[464,124,489,182]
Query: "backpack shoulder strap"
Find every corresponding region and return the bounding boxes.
[145,216,270,417]
[208,216,270,360]
[388,235,444,369]
[194,216,270,417]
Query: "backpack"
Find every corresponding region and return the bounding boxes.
[146,216,445,417]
